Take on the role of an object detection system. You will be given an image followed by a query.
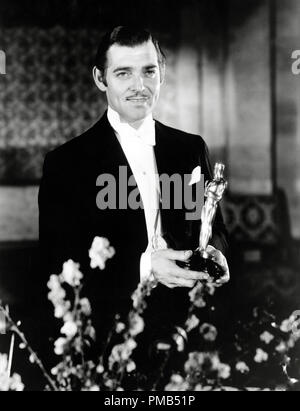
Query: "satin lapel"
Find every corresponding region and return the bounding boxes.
[84,113,132,173]
[154,121,176,177]
[154,122,184,247]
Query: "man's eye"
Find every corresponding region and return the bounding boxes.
[145,70,157,77]
[117,72,130,78]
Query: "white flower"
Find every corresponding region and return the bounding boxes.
[199,323,218,342]
[89,237,115,270]
[171,374,184,385]
[172,329,185,353]
[275,341,286,353]
[236,361,250,374]
[260,331,274,345]
[205,283,216,296]
[109,338,137,369]
[126,338,137,352]
[254,348,268,363]
[0,355,24,391]
[280,313,300,334]
[287,337,296,349]
[47,275,61,291]
[218,363,231,380]
[0,375,10,391]
[0,314,6,334]
[185,315,200,332]
[280,313,300,341]
[96,364,104,374]
[188,283,206,308]
[80,298,92,316]
[47,275,66,306]
[89,385,100,391]
[131,283,145,310]
[54,301,71,319]
[165,374,189,391]
[280,319,292,333]
[184,352,215,374]
[60,260,83,287]
[29,354,35,364]
[104,379,114,389]
[210,353,221,370]
[48,288,66,304]
[85,324,96,340]
[194,384,212,391]
[51,366,59,376]
[54,337,67,355]
[0,354,8,374]
[109,345,122,365]
[126,360,136,373]
[61,321,78,338]
[9,374,24,391]
[129,313,144,337]
[116,322,126,334]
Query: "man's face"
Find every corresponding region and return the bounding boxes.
[95,41,163,126]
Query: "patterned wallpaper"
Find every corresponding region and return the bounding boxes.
[0,26,106,183]
[0,26,180,184]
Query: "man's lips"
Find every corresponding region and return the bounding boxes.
[126,96,149,102]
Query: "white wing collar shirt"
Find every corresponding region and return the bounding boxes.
[107,106,167,282]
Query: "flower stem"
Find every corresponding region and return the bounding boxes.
[0,304,59,391]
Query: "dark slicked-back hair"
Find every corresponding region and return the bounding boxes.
[94,26,166,75]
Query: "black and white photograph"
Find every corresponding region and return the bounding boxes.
[0,0,300,394]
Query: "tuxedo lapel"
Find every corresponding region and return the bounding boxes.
[154,121,179,177]
[148,123,195,330]
[84,113,133,173]
[81,112,148,256]
[154,121,189,249]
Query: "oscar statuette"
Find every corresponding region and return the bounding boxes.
[184,163,228,281]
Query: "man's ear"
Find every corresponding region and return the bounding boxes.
[93,66,107,91]
[160,63,166,85]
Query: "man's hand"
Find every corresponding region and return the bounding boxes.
[205,245,230,286]
[151,249,209,289]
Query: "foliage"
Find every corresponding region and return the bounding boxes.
[1,237,300,391]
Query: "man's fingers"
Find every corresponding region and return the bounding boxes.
[206,245,229,275]
[171,265,210,281]
[167,279,196,288]
[176,278,196,288]
[215,271,230,286]
[159,249,193,262]
[185,270,210,281]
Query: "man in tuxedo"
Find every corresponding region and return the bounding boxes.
[39,26,229,345]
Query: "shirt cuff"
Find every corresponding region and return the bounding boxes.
[140,250,155,283]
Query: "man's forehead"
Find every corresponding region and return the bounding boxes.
[106,41,159,68]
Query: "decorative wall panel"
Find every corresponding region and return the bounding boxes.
[0,27,106,183]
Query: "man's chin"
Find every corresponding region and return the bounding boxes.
[123,109,151,124]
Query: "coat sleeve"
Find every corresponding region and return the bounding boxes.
[38,151,80,277]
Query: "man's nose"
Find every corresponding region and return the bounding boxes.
[130,75,145,92]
